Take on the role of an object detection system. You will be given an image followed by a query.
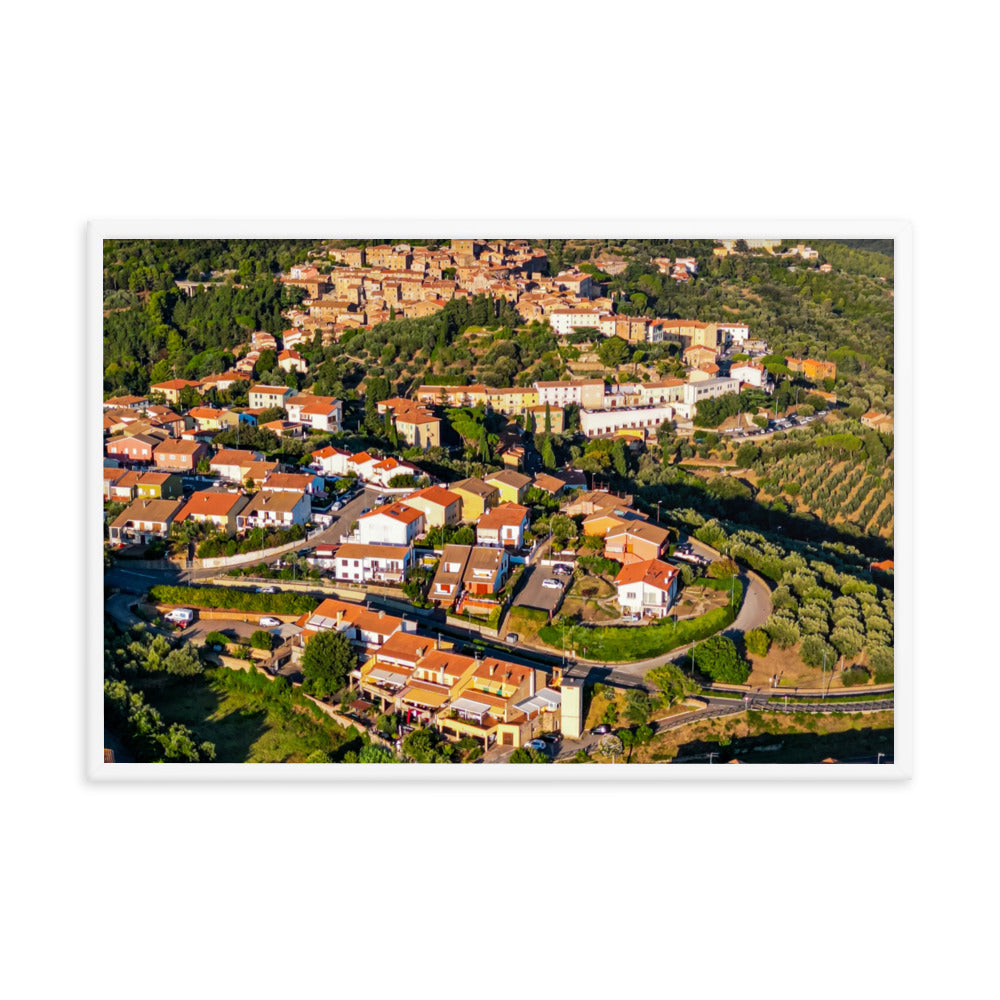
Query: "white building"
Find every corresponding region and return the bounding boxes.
[547,308,605,336]
[356,502,425,546]
[729,361,769,388]
[717,323,750,346]
[682,377,740,406]
[534,379,606,410]
[285,395,342,433]
[331,543,412,583]
[310,446,352,477]
[614,559,680,619]
[579,404,675,439]
[234,490,311,532]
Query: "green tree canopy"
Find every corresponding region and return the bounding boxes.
[300,630,356,699]
[692,636,750,684]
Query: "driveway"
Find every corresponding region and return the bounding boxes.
[512,563,566,613]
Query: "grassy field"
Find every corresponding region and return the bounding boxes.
[133,668,359,762]
[622,709,894,765]
[538,578,742,662]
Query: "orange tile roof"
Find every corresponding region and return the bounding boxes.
[359,502,424,524]
[614,558,679,591]
[477,503,530,529]
[404,486,462,508]
[176,490,247,520]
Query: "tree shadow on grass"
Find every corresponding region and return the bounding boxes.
[132,673,270,763]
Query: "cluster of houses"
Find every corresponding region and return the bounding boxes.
[103,380,345,549]
[272,239,759,353]
[281,597,566,751]
[302,465,573,615]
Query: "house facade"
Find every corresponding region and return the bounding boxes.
[235,490,311,532]
[330,543,412,584]
[108,498,183,546]
[614,559,681,618]
[475,503,530,550]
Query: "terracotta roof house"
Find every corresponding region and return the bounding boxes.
[106,469,141,501]
[174,489,249,535]
[105,432,166,465]
[356,501,425,546]
[476,502,531,549]
[149,379,202,405]
[614,559,680,618]
[310,445,352,477]
[531,473,566,496]
[153,438,209,472]
[134,471,183,500]
[103,395,149,410]
[329,543,413,584]
[603,521,669,564]
[248,384,294,410]
[295,597,413,655]
[108,498,183,546]
[400,486,463,528]
[462,545,510,597]
[235,490,311,532]
[261,471,324,495]
[210,449,265,482]
[284,394,342,432]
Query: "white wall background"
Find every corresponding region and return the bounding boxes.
[3,2,994,997]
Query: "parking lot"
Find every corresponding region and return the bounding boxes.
[512,562,569,613]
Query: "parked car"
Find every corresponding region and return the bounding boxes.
[553,564,573,576]
[331,501,342,511]
[259,616,281,628]
[505,632,520,644]
[541,578,563,590]
[622,613,640,623]
[540,732,562,744]
[525,739,548,752]
[591,724,611,735]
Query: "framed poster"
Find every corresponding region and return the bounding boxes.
[90,221,909,780]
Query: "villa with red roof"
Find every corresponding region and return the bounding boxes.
[174,490,249,535]
[310,445,352,477]
[400,485,463,528]
[475,502,530,549]
[356,501,425,546]
[614,558,681,618]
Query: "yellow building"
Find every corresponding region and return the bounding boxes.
[485,386,540,416]
[396,409,441,449]
[484,470,531,505]
[451,477,500,521]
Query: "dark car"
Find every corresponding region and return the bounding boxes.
[540,732,562,744]
[592,724,611,735]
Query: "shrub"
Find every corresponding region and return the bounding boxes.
[204,631,230,647]
[744,628,771,657]
[840,667,870,687]
[249,630,274,651]
[692,636,751,684]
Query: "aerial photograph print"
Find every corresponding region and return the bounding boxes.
[98,235,898,772]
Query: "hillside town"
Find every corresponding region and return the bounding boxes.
[103,236,895,765]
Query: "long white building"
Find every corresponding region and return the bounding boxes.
[579,404,675,438]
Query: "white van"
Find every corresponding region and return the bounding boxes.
[164,608,195,625]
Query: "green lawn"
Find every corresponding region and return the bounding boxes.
[539,578,742,663]
[134,668,359,762]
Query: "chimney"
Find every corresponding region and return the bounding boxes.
[530,669,536,697]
